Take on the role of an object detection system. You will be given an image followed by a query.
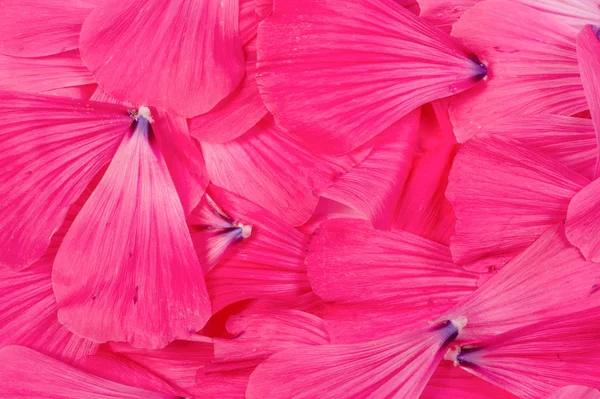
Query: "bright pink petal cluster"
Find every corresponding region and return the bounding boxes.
[0,0,599,398]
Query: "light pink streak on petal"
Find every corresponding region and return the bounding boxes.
[246,322,465,399]
[545,386,600,399]
[421,361,519,399]
[322,109,421,229]
[455,307,600,399]
[257,0,486,154]
[566,177,600,261]
[53,116,211,349]
[80,0,245,117]
[0,91,130,270]
[441,224,600,341]
[0,0,100,57]
[447,136,588,272]
[0,346,173,398]
[449,0,584,143]
[201,115,344,226]
[576,25,600,178]
[153,109,208,215]
[298,198,365,236]
[0,50,95,94]
[189,41,268,143]
[203,185,311,312]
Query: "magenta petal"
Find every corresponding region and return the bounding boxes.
[53,115,211,349]
[80,0,245,117]
[0,0,99,57]
[545,386,600,399]
[256,0,486,154]
[0,346,173,398]
[0,91,130,270]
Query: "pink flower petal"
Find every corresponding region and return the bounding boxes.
[211,309,329,371]
[202,185,310,312]
[441,224,600,341]
[246,320,467,399]
[422,361,519,399]
[447,136,588,272]
[256,0,486,154]
[0,91,130,270]
[0,0,99,57]
[307,218,478,319]
[201,115,343,226]
[576,24,600,178]
[545,386,600,399]
[240,0,259,44]
[394,102,458,245]
[188,192,253,274]
[53,113,211,349]
[189,41,268,144]
[0,346,174,398]
[449,0,584,143]
[0,50,94,95]
[453,307,600,399]
[566,177,600,261]
[420,0,600,33]
[322,110,421,229]
[152,109,209,215]
[477,115,596,179]
[79,0,245,117]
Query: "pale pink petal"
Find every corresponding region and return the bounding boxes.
[53,112,211,349]
[421,361,519,399]
[307,218,478,321]
[576,25,600,177]
[201,115,343,226]
[449,0,584,143]
[188,192,253,273]
[0,50,94,95]
[0,0,99,57]
[545,386,600,399]
[256,0,486,154]
[441,224,600,341]
[212,309,329,371]
[0,346,173,398]
[395,102,458,245]
[453,307,600,399]
[322,109,421,229]
[203,185,310,312]
[80,0,245,117]
[189,41,268,143]
[246,320,468,399]
[566,177,600,261]
[447,136,588,272]
[152,109,209,215]
[0,91,130,270]
[477,115,596,179]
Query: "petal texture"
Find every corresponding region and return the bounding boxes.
[257,0,486,154]
[80,0,245,117]
[53,115,211,349]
